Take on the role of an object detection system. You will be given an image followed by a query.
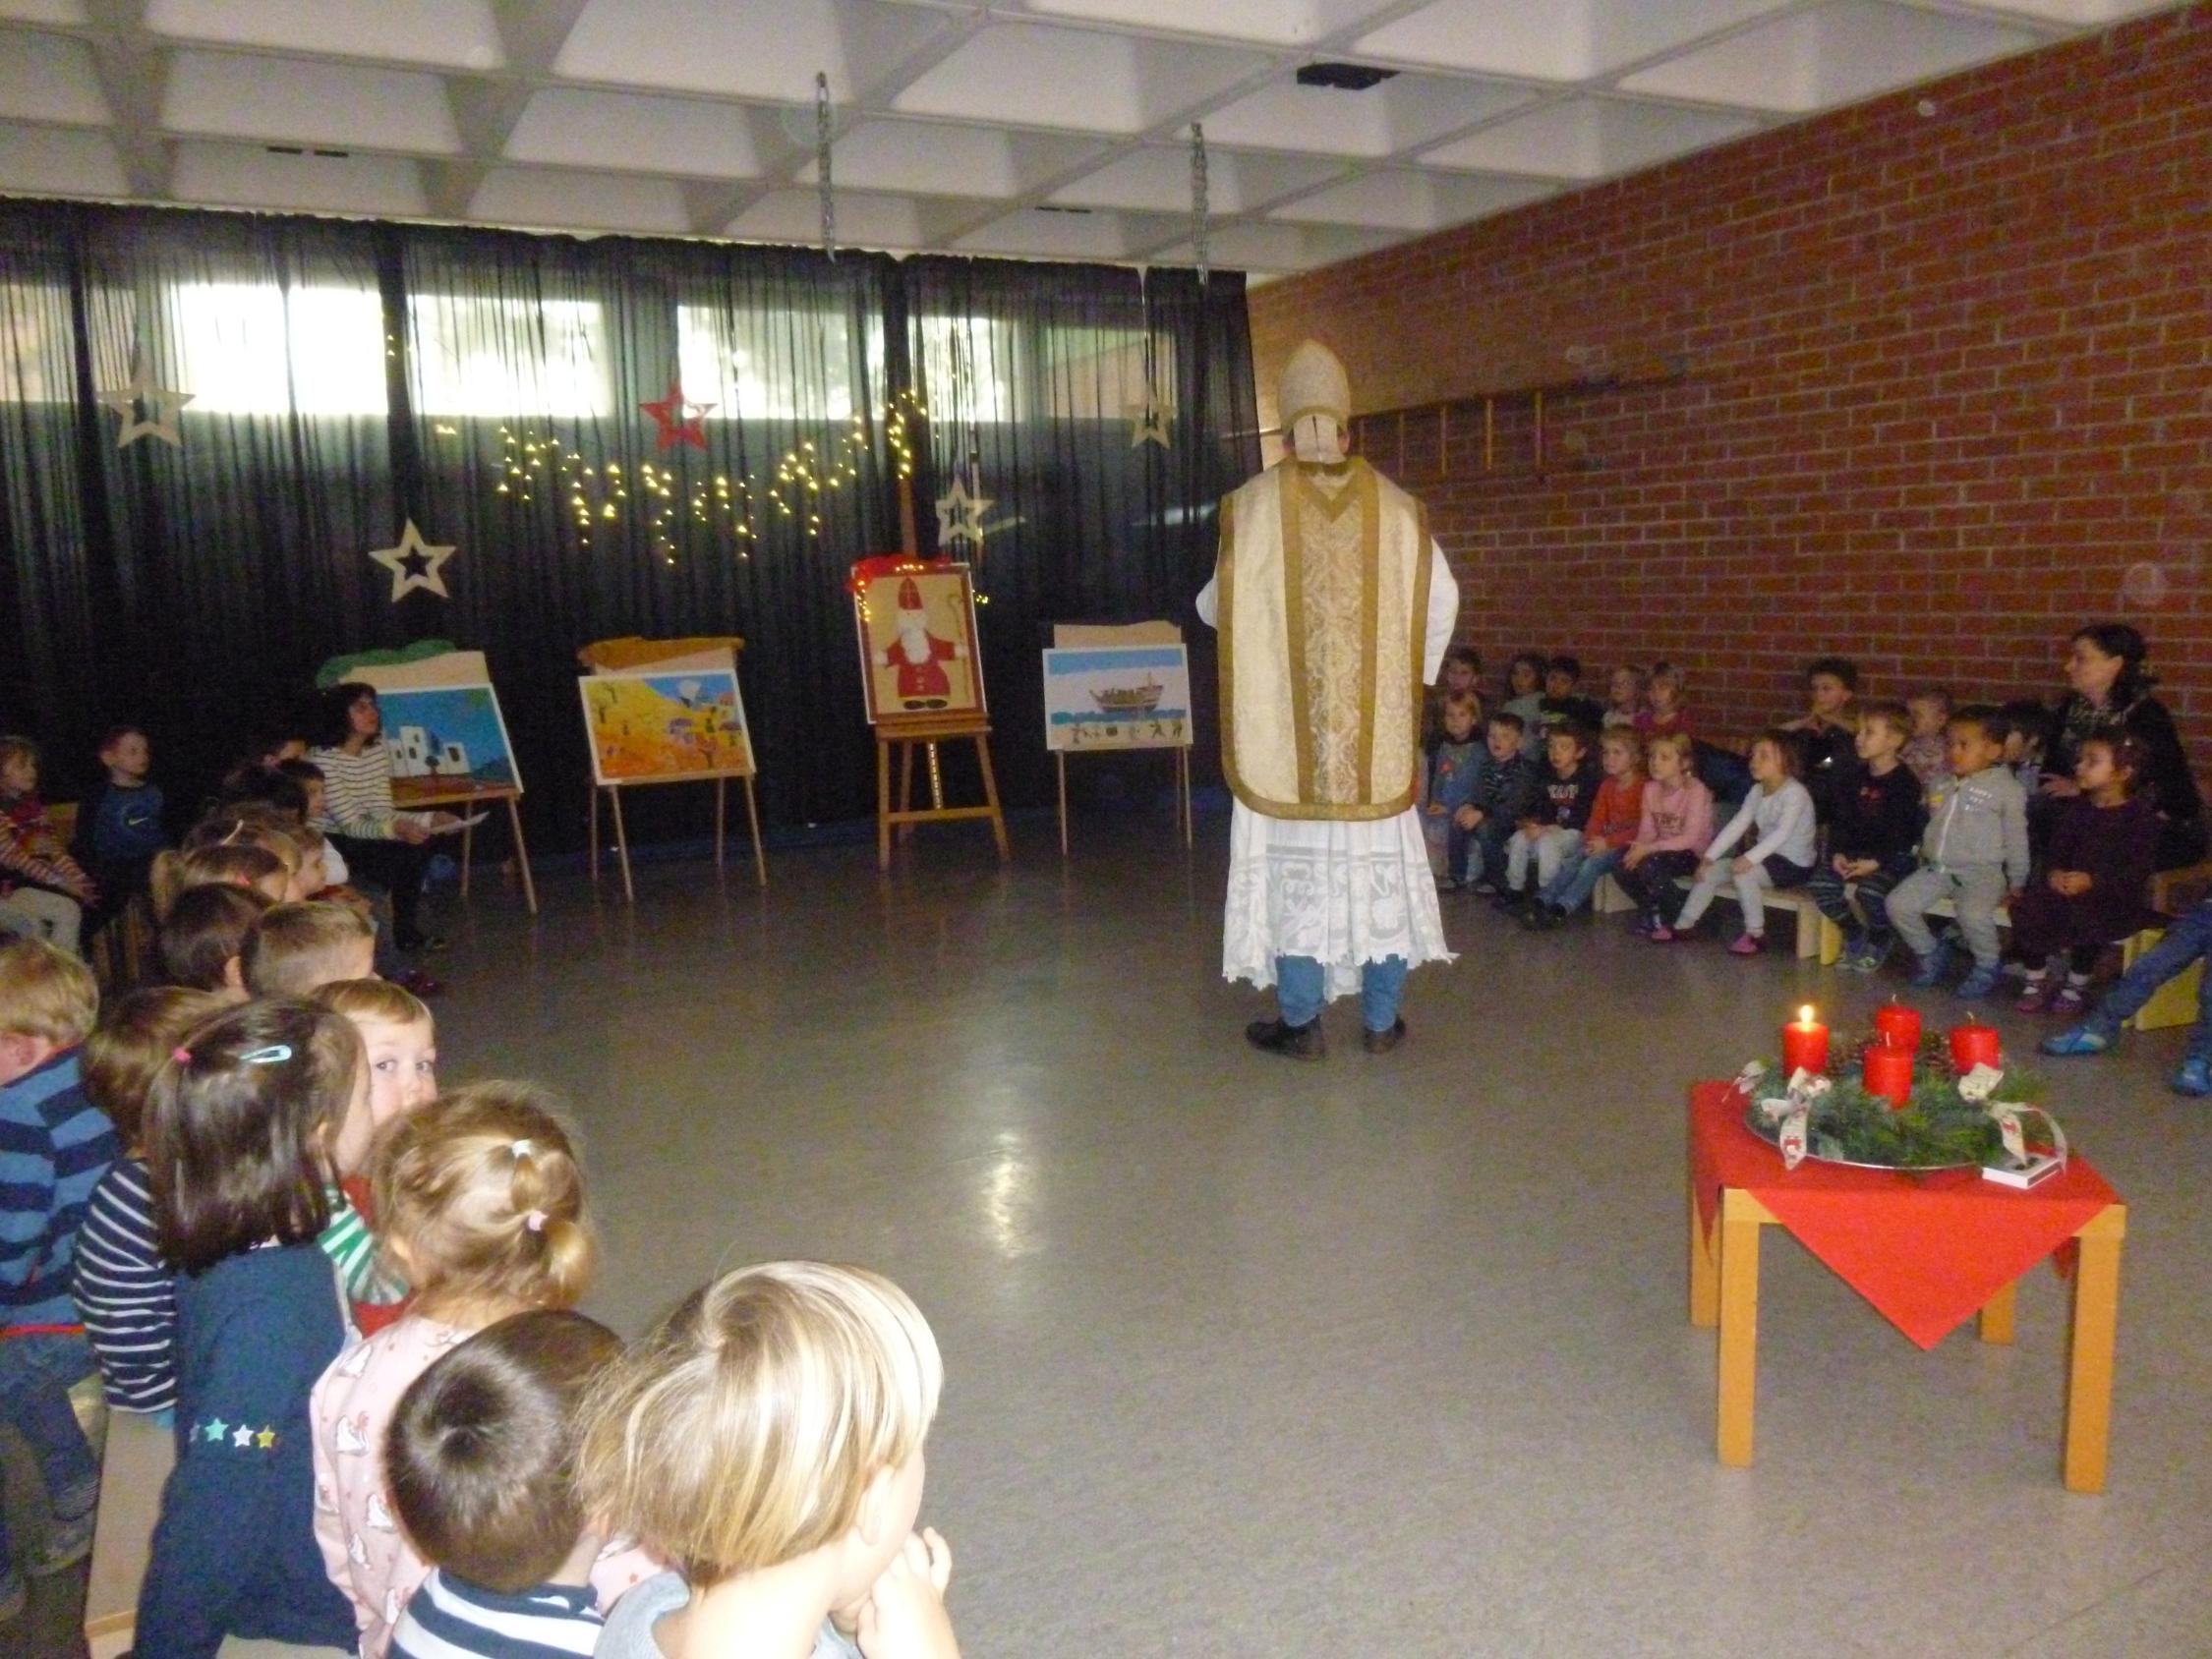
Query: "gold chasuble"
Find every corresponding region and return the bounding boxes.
[1215,457,1432,821]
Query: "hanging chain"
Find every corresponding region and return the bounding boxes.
[1191,123,1209,286]
[816,71,837,263]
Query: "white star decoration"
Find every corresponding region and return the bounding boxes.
[367,520,456,602]
[934,473,993,551]
[1126,396,1174,450]
[97,354,194,449]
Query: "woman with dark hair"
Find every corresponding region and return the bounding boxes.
[306,683,456,955]
[2044,623,2207,870]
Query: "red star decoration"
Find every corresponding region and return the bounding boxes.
[638,382,714,450]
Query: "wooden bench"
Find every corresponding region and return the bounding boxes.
[1592,872,1838,960]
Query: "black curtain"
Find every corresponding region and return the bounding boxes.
[0,200,1257,848]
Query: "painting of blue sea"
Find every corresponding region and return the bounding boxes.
[1042,646,1193,752]
[377,683,523,792]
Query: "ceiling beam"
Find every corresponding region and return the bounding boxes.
[81,0,170,200]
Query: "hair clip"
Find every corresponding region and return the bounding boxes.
[172,1046,192,1065]
[240,1044,293,1065]
[510,1139,535,1160]
[524,1210,547,1233]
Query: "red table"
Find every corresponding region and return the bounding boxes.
[1687,1080,2126,1491]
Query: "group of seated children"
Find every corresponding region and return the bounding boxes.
[1422,653,2203,1057]
[2,819,962,1654]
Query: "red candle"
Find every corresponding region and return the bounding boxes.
[1873,1002,1921,1052]
[1862,1043,1915,1108]
[1950,1020,2002,1072]
[1780,1004,1830,1075]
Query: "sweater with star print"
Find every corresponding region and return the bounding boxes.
[139,1239,358,1657]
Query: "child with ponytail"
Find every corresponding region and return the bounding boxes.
[310,1083,646,1655]
[137,999,370,1657]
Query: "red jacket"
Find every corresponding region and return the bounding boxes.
[1586,775,1647,850]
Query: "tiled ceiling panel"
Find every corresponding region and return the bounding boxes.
[0,0,2158,270]
[0,28,107,126]
[144,0,505,72]
[504,89,771,180]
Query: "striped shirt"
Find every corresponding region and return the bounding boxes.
[389,1573,600,1659]
[72,1156,177,1410]
[319,1190,392,1302]
[308,743,399,840]
[1,1048,118,1329]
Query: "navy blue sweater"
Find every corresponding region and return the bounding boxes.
[139,1241,356,1658]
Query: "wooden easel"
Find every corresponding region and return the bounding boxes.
[1056,745,1193,855]
[876,717,1010,871]
[589,771,767,899]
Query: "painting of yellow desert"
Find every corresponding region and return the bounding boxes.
[579,669,754,783]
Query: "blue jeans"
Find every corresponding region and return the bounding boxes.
[2086,899,2212,1061]
[1277,955,1410,1032]
[1542,844,1622,913]
[0,1330,101,1578]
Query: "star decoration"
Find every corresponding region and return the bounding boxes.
[934,473,993,552]
[1126,396,1174,450]
[367,520,456,602]
[258,1427,278,1449]
[233,1424,255,1448]
[204,1416,229,1443]
[639,382,714,450]
[98,353,194,449]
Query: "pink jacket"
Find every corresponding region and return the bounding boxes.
[311,1315,656,1656]
[1633,776,1715,854]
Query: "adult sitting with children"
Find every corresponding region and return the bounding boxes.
[2042,623,2206,870]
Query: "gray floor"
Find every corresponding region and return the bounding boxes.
[12,817,2212,1656]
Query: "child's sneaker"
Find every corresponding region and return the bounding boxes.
[1955,963,2002,1001]
[2051,984,2088,1019]
[1907,941,1954,988]
[1469,879,1500,897]
[2014,977,2056,1013]
[1648,924,1678,944]
[2041,1024,2112,1057]
[1435,874,1462,892]
[1852,937,1895,974]
[1727,932,1765,956]
[1490,887,1523,912]
[27,1504,96,1577]
[2174,1057,2212,1098]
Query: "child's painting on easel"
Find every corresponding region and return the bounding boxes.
[578,669,754,784]
[853,565,985,723]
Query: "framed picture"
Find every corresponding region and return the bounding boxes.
[1042,645,1193,752]
[853,563,985,723]
[373,683,524,794]
[578,668,755,785]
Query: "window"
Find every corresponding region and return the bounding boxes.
[172,282,387,417]
[0,281,133,404]
[409,296,611,419]
[675,305,882,424]
[913,315,1018,425]
[1042,323,1173,423]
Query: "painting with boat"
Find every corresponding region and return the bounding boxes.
[1042,645,1193,751]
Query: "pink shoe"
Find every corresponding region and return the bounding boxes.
[1727,933,1765,956]
[1648,925,1677,943]
[2015,977,2056,1014]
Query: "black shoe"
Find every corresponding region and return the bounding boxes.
[1363,1017,1407,1054]
[1522,903,1563,931]
[1245,1017,1325,1060]
[1490,887,1524,912]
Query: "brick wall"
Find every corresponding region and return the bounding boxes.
[1248,3,2212,769]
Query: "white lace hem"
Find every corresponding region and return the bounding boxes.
[1221,802,1455,998]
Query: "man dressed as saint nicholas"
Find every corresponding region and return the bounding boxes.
[1196,340,1458,1058]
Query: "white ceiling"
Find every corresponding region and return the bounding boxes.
[0,0,2182,279]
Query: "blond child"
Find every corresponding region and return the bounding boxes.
[71,986,228,1416]
[149,841,288,919]
[243,899,377,997]
[310,1083,646,1657]
[0,940,113,1615]
[582,1262,958,1659]
[314,978,437,1336]
[1666,730,1817,952]
[1615,731,1714,935]
[0,737,96,955]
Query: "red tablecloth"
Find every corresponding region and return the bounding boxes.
[1689,1080,2120,1349]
